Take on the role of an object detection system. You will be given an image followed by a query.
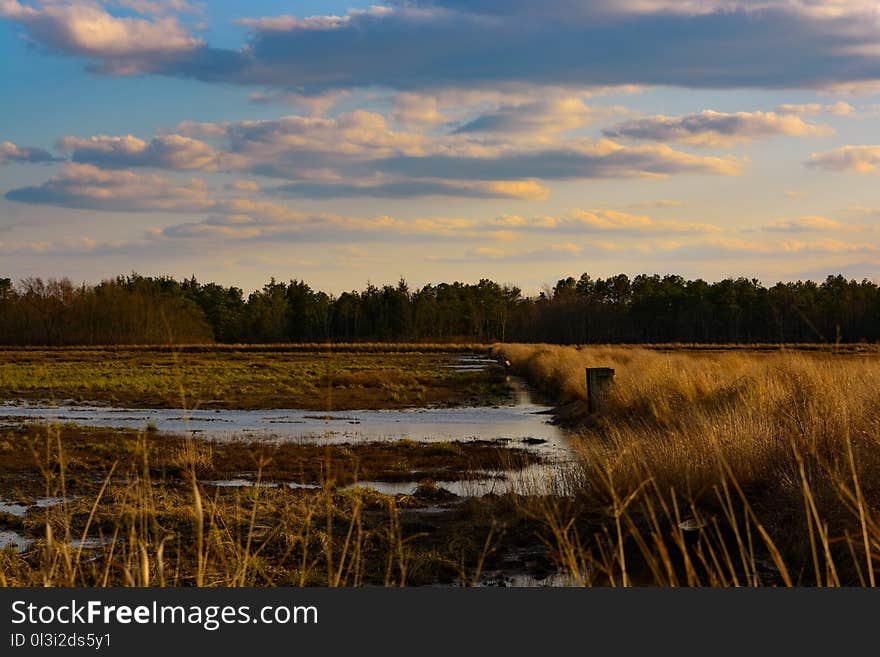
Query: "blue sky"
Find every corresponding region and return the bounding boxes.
[2,1,880,293]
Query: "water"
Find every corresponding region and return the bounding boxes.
[478,572,581,587]
[0,496,85,553]
[1,359,573,503]
[0,501,28,517]
[0,530,122,553]
[0,375,569,463]
[206,461,573,498]
[206,479,279,488]
[1,359,573,499]
[341,462,572,497]
[0,358,580,582]
[0,530,32,551]
[69,536,115,549]
[0,496,76,517]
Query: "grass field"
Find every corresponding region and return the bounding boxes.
[2,344,879,586]
[495,344,880,586]
[0,424,544,587]
[0,347,507,410]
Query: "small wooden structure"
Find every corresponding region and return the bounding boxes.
[586,367,615,413]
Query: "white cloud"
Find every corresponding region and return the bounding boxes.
[0,0,202,72]
[226,179,260,193]
[5,162,213,211]
[391,93,448,127]
[763,216,848,232]
[53,107,741,201]
[453,97,626,135]
[59,133,227,170]
[488,209,721,235]
[0,140,55,164]
[704,237,875,255]
[605,110,833,147]
[235,6,393,32]
[248,89,349,117]
[807,145,880,173]
[776,101,855,116]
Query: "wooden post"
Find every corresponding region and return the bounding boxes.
[586,367,615,413]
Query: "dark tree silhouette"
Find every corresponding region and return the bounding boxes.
[1,272,878,345]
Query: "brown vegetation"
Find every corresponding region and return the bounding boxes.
[0,426,540,491]
[0,425,545,586]
[495,344,880,585]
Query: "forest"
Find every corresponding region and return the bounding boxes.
[1,272,878,345]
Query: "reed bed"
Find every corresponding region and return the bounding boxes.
[496,343,880,586]
[0,425,543,587]
[0,427,438,587]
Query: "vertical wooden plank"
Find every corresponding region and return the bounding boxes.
[586,367,615,412]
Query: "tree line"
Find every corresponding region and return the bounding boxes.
[0,272,878,345]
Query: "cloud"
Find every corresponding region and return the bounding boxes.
[225,179,260,193]
[0,0,203,73]
[627,199,685,209]
[59,133,226,170]
[149,1,880,91]
[489,209,721,235]
[453,97,624,135]
[375,140,743,180]
[567,209,720,234]
[5,162,213,211]
[846,206,880,216]
[818,80,880,97]
[4,168,547,239]
[604,110,833,147]
[158,209,488,243]
[391,93,448,127]
[234,6,393,33]
[776,101,856,116]
[177,111,428,179]
[429,240,628,264]
[57,109,740,200]
[633,234,879,265]
[453,243,594,262]
[5,2,879,91]
[427,1,880,20]
[114,1,204,18]
[141,200,723,246]
[702,237,876,256]
[0,235,136,256]
[248,89,349,117]
[0,140,56,164]
[763,216,848,232]
[807,145,880,173]
[273,179,551,200]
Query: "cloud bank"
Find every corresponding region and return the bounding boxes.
[605,110,833,147]
[3,1,880,90]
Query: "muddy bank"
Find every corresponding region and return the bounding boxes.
[0,425,550,496]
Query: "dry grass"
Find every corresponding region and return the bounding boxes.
[496,343,880,586]
[0,424,546,587]
[0,427,442,587]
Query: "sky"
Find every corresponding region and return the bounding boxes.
[1,1,880,295]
